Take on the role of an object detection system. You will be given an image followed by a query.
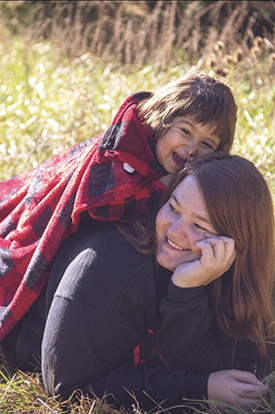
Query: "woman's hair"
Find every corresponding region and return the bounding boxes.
[119,151,275,363]
[138,72,237,152]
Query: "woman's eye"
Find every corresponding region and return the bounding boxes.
[169,203,178,214]
[194,223,207,232]
[194,223,217,235]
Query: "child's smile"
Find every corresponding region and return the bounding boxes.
[155,116,221,173]
[172,152,187,168]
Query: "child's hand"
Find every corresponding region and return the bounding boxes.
[172,235,235,288]
[208,370,269,410]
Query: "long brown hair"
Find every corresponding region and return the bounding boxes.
[138,71,237,151]
[119,152,275,362]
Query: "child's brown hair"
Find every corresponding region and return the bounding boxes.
[138,72,237,151]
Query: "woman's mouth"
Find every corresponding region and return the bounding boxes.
[172,152,187,167]
[166,237,187,251]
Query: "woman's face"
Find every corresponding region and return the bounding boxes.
[155,175,217,271]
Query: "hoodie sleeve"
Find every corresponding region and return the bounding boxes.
[154,279,259,374]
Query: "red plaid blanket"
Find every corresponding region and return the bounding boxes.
[0,91,166,340]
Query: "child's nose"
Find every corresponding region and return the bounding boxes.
[185,142,199,158]
[187,148,199,158]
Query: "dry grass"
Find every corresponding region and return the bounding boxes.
[1,1,274,72]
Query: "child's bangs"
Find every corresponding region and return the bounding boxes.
[176,95,234,149]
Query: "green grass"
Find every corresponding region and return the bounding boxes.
[0,364,274,414]
[0,14,274,414]
[0,37,274,194]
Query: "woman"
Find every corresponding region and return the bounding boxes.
[2,152,274,412]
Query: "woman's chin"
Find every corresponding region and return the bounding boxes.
[156,250,200,272]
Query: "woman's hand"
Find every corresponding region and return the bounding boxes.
[208,370,269,410]
[172,235,236,288]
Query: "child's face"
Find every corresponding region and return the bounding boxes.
[155,116,221,173]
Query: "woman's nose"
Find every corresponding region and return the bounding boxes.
[169,219,197,247]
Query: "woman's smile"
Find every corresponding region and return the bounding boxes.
[166,236,186,251]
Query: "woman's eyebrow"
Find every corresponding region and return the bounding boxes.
[171,194,179,205]
[172,194,210,222]
[193,213,211,224]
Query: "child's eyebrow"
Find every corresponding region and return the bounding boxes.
[176,119,193,127]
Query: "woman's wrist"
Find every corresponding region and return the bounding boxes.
[167,279,204,303]
[171,273,203,288]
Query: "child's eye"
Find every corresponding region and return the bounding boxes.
[180,128,191,136]
[169,203,178,214]
[202,141,216,151]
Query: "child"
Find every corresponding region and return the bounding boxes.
[0,71,237,340]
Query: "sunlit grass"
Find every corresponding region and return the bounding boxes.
[231,67,275,194]
[0,369,121,414]
[0,39,185,180]
[0,37,274,196]
[0,366,274,414]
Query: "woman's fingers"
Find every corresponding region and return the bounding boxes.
[197,235,235,259]
[172,236,236,287]
[195,236,236,274]
[231,370,269,399]
[208,370,269,410]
